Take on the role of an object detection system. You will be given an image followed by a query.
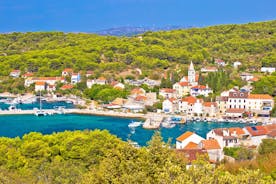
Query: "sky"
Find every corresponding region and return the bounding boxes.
[0,0,275,32]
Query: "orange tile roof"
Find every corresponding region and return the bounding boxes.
[160,88,175,93]
[23,72,34,77]
[131,88,145,95]
[201,139,221,150]
[135,95,147,101]
[32,77,65,81]
[191,85,207,90]
[248,94,273,100]
[63,68,73,72]
[61,84,74,90]
[229,127,245,135]
[179,82,189,87]
[184,142,199,150]
[181,96,198,105]
[176,131,193,142]
[203,102,217,107]
[98,77,106,81]
[245,126,268,136]
[35,81,45,86]
[249,77,259,82]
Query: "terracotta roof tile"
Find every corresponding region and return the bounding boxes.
[229,127,245,135]
[184,142,199,150]
[248,94,273,100]
[176,131,193,142]
[225,108,245,114]
[245,126,268,136]
[160,88,175,93]
[35,81,45,85]
[201,139,221,150]
[203,102,217,107]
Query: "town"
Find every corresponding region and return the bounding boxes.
[3,60,275,124]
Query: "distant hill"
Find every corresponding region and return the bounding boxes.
[0,20,275,77]
[96,26,188,36]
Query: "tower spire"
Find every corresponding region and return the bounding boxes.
[189,61,194,71]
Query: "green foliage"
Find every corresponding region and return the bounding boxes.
[224,147,254,160]
[0,20,275,77]
[0,130,273,183]
[84,84,129,102]
[252,72,276,96]
[258,139,276,155]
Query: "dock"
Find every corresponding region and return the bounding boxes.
[142,114,164,129]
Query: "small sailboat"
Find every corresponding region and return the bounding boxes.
[34,91,47,116]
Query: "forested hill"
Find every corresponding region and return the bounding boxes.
[0,20,275,76]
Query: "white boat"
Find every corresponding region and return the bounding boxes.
[128,121,142,128]
[162,121,176,128]
[35,110,47,116]
[35,91,47,116]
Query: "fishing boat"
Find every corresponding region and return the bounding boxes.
[128,121,142,128]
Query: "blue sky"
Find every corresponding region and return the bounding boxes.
[0,0,275,32]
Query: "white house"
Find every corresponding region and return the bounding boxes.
[215,59,226,67]
[190,85,213,97]
[159,88,177,99]
[233,61,242,68]
[247,94,274,112]
[10,70,21,78]
[35,81,46,92]
[176,131,205,149]
[199,139,223,161]
[227,91,248,109]
[261,67,275,74]
[203,102,217,117]
[206,127,245,148]
[243,126,268,146]
[62,68,73,77]
[178,96,203,115]
[162,98,177,113]
[173,82,191,97]
[240,73,254,81]
[25,77,65,87]
[71,73,81,84]
[87,77,107,88]
[200,66,218,73]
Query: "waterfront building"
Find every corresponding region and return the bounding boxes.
[35,81,46,92]
[203,102,217,117]
[10,70,21,78]
[173,82,191,97]
[176,131,205,149]
[71,73,81,84]
[247,94,274,114]
[216,96,228,114]
[162,98,177,113]
[25,77,65,87]
[225,108,245,118]
[227,91,248,109]
[62,68,73,77]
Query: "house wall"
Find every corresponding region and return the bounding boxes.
[176,134,205,149]
[207,149,224,161]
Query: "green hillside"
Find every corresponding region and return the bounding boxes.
[0,20,275,77]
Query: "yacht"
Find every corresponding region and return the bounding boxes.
[162,121,176,128]
[128,121,142,128]
[8,104,17,111]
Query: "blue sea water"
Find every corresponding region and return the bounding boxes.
[0,114,252,146]
[0,100,74,110]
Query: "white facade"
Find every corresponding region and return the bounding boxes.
[227,92,248,109]
[176,132,205,149]
[159,88,177,99]
[193,100,203,114]
[207,129,239,148]
[25,77,65,87]
[261,67,275,73]
[188,61,196,85]
[71,73,81,84]
[173,82,190,97]
[87,79,107,88]
[240,73,254,81]
[35,83,46,92]
[162,99,174,113]
[190,85,213,97]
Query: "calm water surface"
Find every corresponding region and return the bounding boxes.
[0,114,251,146]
